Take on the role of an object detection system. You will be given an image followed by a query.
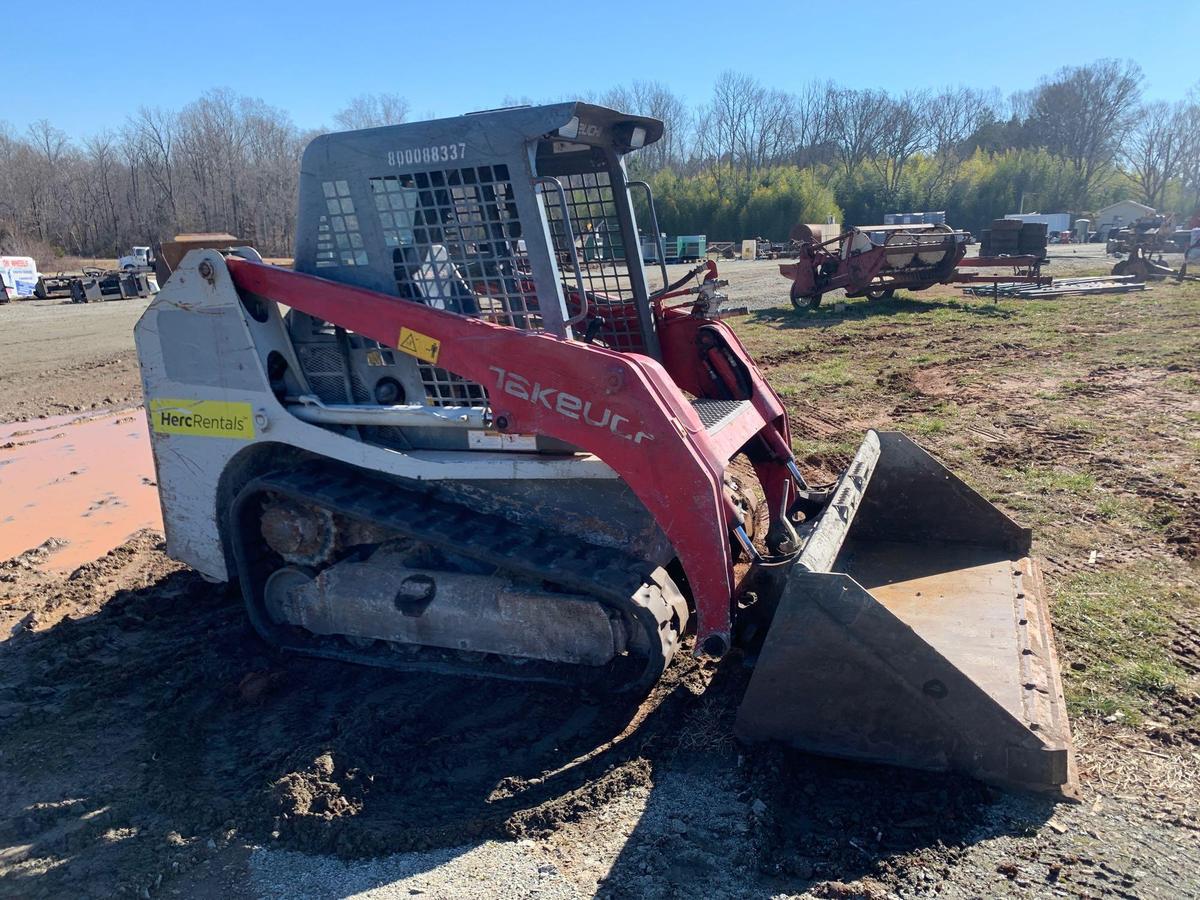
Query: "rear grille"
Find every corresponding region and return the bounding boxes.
[369,164,549,407]
[299,345,369,404]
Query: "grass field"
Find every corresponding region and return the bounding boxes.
[735,278,1200,733]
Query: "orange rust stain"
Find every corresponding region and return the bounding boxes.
[0,410,162,571]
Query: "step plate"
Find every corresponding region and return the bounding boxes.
[690,398,751,433]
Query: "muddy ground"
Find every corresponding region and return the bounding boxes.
[1,254,1198,898]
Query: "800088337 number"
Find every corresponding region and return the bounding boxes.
[388,144,468,166]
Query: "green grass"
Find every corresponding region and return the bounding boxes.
[1049,415,1096,435]
[1164,373,1200,393]
[791,435,863,461]
[1056,380,1093,397]
[910,351,955,365]
[1094,496,1123,520]
[1007,465,1096,495]
[800,359,854,387]
[1054,567,1194,722]
[769,358,859,396]
[904,415,948,435]
[735,278,1200,733]
[1145,501,1179,531]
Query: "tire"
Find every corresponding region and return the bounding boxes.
[790,280,821,310]
[1111,260,1128,276]
[866,287,895,301]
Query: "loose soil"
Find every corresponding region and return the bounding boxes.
[0,296,149,424]
[1,258,1197,898]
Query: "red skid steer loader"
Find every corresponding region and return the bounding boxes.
[135,103,1075,795]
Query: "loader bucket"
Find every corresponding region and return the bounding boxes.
[736,431,1077,796]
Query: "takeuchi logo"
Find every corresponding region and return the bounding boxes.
[488,366,654,444]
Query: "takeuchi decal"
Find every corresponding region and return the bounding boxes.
[488,366,654,444]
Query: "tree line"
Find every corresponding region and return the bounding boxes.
[2,60,1198,263]
[0,91,403,263]
[610,61,1200,239]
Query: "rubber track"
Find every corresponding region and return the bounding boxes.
[231,461,686,692]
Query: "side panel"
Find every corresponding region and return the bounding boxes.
[134,251,639,582]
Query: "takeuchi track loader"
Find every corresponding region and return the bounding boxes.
[135,103,1076,795]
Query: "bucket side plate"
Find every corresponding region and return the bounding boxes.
[736,430,1076,796]
[735,561,1076,795]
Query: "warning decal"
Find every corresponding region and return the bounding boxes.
[150,399,255,439]
[397,327,441,364]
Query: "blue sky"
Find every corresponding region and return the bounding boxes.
[11,0,1197,136]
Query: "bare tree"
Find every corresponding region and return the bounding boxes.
[601,81,691,172]
[739,87,793,174]
[920,87,997,204]
[124,107,180,223]
[782,81,832,167]
[22,120,70,243]
[1025,59,1144,204]
[693,72,802,197]
[1008,88,1036,123]
[0,123,19,243]
[1122,101,1186,208]
[84,133,122,253]
[333,93,410,130]
[694,71,757,194]
[826,87,891,178]
[0,92,307,260]
[1175,86,1200,215]
[873,91,930,196]
[5,68,1200,263]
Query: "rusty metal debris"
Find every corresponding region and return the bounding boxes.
[961,275,1147,299]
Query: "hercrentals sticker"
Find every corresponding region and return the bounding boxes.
[150,399,255,439]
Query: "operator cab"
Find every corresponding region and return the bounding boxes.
[283,103,666,451]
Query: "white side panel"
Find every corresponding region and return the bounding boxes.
[134,251,615,582]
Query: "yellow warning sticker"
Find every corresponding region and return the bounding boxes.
[397,327,441,364]
[150,399,255,439]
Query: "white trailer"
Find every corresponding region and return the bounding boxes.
[1004,213,1070,236]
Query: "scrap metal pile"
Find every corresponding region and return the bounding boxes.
[35,268,158,302]
[1107,215,1180,280]
[961,274,1147,299]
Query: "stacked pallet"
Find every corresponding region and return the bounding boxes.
[979,219,1048,258]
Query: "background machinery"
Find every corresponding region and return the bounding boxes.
[118,245,155,272]
[135,103,1075,795]
[1107,214,1178,280]
[781,222,1049,308]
